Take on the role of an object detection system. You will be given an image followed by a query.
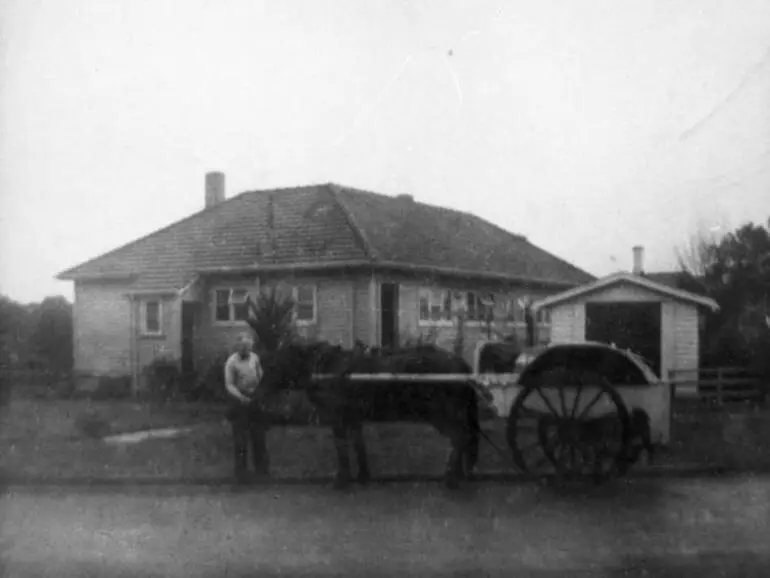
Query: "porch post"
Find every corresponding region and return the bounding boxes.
[127,295,140,397]
[369,272,378,346]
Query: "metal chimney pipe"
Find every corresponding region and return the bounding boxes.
[632,245,644,275]
[205,171,225,208]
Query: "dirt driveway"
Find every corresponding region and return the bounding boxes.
[2,475,770,577]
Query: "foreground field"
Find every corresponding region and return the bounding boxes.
[2,394,770,483]
[3,477,770,576]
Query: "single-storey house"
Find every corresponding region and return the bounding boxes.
[532,246,720,380]
[56,172,595,391]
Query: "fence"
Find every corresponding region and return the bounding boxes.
[669,366,767,405]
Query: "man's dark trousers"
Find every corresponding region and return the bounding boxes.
[227,399,270,480]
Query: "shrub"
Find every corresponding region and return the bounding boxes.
[401,327,439,348]
[74,410,111,439]
[246,287,298,354]
[188,352,230,402]
[141,356,183,402]
[88,375,132,401]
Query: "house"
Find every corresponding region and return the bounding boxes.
[532,246,720,380]
[56,172,595,391]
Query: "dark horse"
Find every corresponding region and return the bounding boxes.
[259,340,483,490]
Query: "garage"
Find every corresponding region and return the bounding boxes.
[585,301,662,376]
[532,248,719,380]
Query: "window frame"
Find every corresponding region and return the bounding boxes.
[501,297,526,325]
[291,284,317,326]
[212,286,253,325]
[140,299,163,336]
[418,287,453,327]
[464,291,496,325]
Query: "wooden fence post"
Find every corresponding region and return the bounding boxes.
[668,369,676,440]
[669,369,676,401]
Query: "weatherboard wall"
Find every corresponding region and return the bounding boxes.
[70,270,574,385]
[73,281,133,376]
[133,296,182,373]
[380,273,557,365]
[544,281,701,379]
[193,273,358,372]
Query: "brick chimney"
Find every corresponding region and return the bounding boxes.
[632,245,644,275]
[205,171,225,208]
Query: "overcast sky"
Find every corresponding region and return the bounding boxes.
[1,0,769,303]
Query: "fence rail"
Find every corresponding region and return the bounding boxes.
[669,367,766,404]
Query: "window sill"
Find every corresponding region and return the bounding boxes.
[417,320,453,328]
[295,319,316,327]
[139,333,166,340]
[213,320,251,327]
[463,320,494,327]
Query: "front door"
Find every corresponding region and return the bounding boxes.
[585,301,662,377]
[181,302,196,374]
[380,283,400,350]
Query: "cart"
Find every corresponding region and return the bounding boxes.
[312,340,672,485]
[475,340,671,482]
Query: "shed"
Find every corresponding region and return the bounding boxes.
[531,248,719,380]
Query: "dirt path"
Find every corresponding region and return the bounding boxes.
[2,475,769,576]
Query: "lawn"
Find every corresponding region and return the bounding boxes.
[2,391,770,484]
[5,479,770,576]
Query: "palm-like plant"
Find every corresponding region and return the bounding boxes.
[245,287,298,354]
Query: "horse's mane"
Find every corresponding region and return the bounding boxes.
[276,339,472,377]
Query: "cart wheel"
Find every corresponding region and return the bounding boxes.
[506,377,631,484]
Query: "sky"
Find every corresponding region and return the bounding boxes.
[1,0,769,304]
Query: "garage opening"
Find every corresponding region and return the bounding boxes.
[585,302,662,377]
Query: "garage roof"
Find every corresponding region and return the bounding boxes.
[531,272,720,313]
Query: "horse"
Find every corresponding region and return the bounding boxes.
[258,340,484,490]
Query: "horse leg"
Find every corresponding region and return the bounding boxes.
[229,405,250,484]
[430,408,463,489]
[248,404,270,477]
[465,394,481,479]
[332,421,353,490]
[350,421,371,485]
[441,422,466,490]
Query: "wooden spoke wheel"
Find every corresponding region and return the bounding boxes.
[506,377,631,484]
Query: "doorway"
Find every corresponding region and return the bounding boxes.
[181,302,196,375]
[585,301,662,376]
[380,283,400,350]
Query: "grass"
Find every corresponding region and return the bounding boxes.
[2,388,770,483]
[667,400,770,471]
[6,480,770,576]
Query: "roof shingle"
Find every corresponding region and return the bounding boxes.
[57,183,594,290]
[331,185,594,285]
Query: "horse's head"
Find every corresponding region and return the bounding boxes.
[260,340,351,392]
[259,342,317,392]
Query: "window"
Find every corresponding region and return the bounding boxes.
[418,288,452,324]
[536,308,551,325]
[466,292,495,322]
[502,298,526,323]
[214,288,250,323]
[142,300,162,335]
[293,285,316,324]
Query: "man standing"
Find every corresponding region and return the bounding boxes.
[224,332,269,483]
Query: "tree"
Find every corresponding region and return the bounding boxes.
[675,219,726,279]
[677,219,770,368]
[245,286,298,354]
[0,295,38,367]
[31,296,73,371]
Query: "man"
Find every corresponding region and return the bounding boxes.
[224,332,269,483]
